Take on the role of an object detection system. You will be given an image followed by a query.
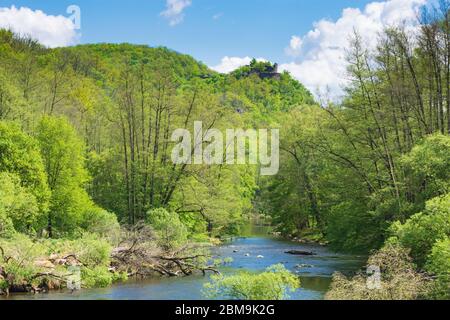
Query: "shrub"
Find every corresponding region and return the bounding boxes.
[0,234,50,288]
[425,237,450,299]
[81,266,114,288]
[146,208,188,250]
[48,234,117,289]
[389,193,450,266]
[53,233,112,267]
[325,244,427,300]
[203,264,300,300]
[79,206,120,242]
[0,234,117,292]
[0,211,15,238]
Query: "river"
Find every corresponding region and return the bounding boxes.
[3,227,366,300]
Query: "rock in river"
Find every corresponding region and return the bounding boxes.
[285,250,316,256]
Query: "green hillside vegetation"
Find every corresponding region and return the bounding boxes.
[0,28,313,293]
[0,2,449,299]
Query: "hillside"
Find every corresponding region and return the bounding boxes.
[0,29,314,232]
[1,17,449,301]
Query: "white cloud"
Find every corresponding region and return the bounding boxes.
[285,35,303,57]
[280,0,427,99]
[210,56,268,74]
[161,0,192,26]
[0,6,78,48]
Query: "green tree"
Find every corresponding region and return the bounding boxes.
[37,116,89,236]
[0,68,23,120]
[173,165,256,237]
[36,116,118,237]
[0,121,50,214]
[401,134,450,210]
[0,173,41,236]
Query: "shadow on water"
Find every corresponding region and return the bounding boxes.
[2,225,366,300]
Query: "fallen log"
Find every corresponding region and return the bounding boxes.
[111,243,220,278]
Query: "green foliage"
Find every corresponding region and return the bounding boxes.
[174,165,257,237]
[37,116,88,188]
[0,233,118,290]
[147,208,188,250]
[1,30,313,240]
[0,67,24,120]
[389,193,450,266]
[79,207,120,240]
[36,116,119,237]
[401,134,450,210]
[0,208,14,238]
[81,266,114,288]
[80,265,127,288]
[44,234,116,288]
[86,150,128,221]
[37,116,88,234]
[425,237,450,299]
[1,25,450,299]
[0,172,41,236]
[231,59,277,79]
[325,244,427,300]
[258,106,325,235]
[59,233,112,267]
[227,64,314,115]
[73,43,212,80]
[260,10,450,255]
[0,234,48,288]
[326,201,385,253]
[203,264,300,300]
[0,121,50,213]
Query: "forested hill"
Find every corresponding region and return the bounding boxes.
[68,43,214,80]
[1,10,450,299]
[0,32,313,115]
[0,30,322,292]
[69,43,315,114]
[0,28,314,237]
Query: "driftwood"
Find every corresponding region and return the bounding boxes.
[111,245,220,277]
[285,250,316,256]
[110,223,219,278]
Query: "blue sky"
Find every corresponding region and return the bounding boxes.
[0,0,376,65]
[0,0,429,97]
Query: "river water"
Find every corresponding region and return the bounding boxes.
[3,227,366,300]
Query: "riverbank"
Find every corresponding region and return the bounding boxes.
[1,230,366,300]
[0,224,220,296]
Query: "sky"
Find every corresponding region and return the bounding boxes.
[0,0,432,98]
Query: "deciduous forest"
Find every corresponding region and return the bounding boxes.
[0,2,449,300]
